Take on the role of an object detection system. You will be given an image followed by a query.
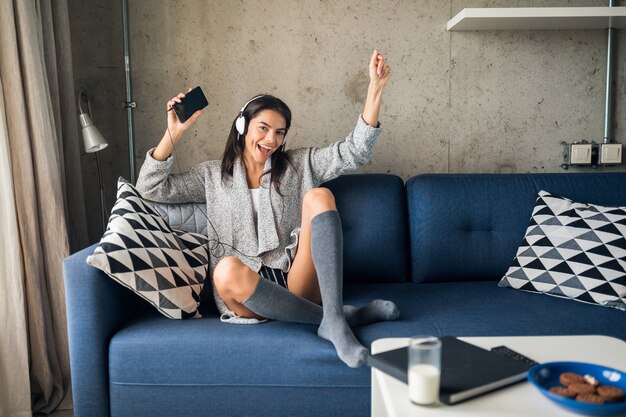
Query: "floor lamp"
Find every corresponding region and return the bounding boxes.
[78,89,109,233]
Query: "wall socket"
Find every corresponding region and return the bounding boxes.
[570,143,592,164]
[600,143,622,164]
[561,141,623,169]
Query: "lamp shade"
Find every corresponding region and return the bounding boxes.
[79,113,108,153]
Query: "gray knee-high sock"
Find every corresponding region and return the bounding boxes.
[242,277,400,327]
[243,278,323,324]
[312,210,368,368]
[344,300,400,327]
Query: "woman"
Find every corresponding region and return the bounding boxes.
[136,50,396,368]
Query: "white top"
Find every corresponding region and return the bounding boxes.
[250,188,260,218]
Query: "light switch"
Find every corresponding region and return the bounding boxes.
[600,143,622,164]
[570,144,592,164]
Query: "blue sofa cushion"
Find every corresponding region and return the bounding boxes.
[499,190,626,311]
[324,174,409,283]
[87,179,209,319]
[344,283,626,342]
[109,310,372,390]
[106,276,626,417]
[108,282,626,396]
[407,173,626,283]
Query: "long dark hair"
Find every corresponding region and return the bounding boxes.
[221,94,293,195]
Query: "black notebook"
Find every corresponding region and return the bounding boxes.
[367,336,536,405]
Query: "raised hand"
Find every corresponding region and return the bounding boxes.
[166,89,204,144]
[369,49,391,90]
[153,90,204,161]
[363,49,390,127]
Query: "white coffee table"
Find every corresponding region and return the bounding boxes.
[371,335,626,417]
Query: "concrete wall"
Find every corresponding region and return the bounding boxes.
[69,0,128,242]
[69,0,625,243]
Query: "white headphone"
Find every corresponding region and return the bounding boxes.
[235,94,288,150]
[235,95,265,136]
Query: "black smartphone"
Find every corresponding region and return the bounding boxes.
[172,86,208,123]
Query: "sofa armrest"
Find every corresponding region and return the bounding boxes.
[63,244,142,417]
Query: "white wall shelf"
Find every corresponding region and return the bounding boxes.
[447,7,626,31]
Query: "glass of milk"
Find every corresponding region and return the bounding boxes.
[408,336,441,406]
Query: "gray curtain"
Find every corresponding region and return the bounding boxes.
[0,0,88,415]
[0,75,31,417]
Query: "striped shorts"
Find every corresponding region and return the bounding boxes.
[259,265,288,289]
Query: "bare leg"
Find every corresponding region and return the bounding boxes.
[212,256,265,320]
[286,188,335,304]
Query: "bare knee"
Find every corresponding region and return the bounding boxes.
[303,187,336,215]
[213,256,259,302]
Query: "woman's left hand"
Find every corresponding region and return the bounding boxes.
[369,49,391,89]
[362,49,390,126]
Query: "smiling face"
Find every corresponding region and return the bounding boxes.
[242,109,287,167]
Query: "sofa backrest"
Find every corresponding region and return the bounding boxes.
[324,174,409,283]
[406,172,626,283]
[153,202,208,235]
[154,173,410,284]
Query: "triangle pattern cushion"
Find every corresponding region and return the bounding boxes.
[87,178,209,319]
[498,190,626,311]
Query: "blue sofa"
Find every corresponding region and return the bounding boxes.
[63,172,626,417]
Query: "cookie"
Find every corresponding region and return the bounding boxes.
[568,383,596,395]
[576,393,605,404]
[550,386,577,398]
[597,385,625,402]
[560,372,585,386]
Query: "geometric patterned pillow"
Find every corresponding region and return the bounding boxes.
[499,190,626,311]
[86,178,209,319]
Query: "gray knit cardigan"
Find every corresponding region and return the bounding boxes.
[136,115,381,322]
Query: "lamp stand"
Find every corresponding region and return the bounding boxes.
[95,152,107,233]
